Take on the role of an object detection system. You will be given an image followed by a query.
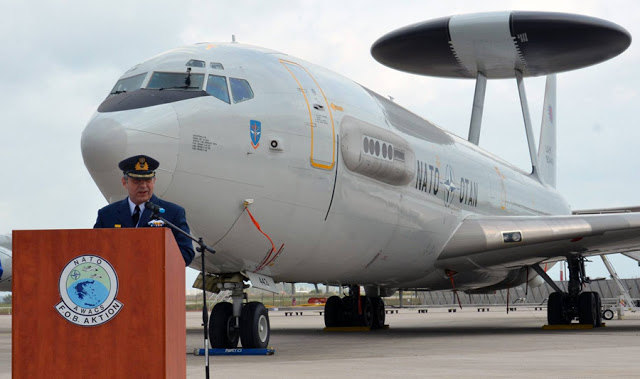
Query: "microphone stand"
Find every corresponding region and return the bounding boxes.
[150,210,215,379]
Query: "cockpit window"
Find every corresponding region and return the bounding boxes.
[146,72,204,90]
[229,78,254,103]
[109,72,147,95]
[210,62,224,70]
[186,59,206,68]
[206,75,230,103]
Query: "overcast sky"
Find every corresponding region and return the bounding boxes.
[1,0,639,291]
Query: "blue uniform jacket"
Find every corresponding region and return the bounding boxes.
[93,194,195,266]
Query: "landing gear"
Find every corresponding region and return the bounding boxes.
[210,302,239,348]
[208,275,271,349]
[359,296,374,328]
[324,296,344,327]
[594,292,603,327]
[323,285,386,329]
[370,296,386,329]
[578,291,597,325]
[547,292,571,325]
[545,255,603,327]
[240,302,270,348]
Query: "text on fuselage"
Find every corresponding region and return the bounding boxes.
[415,160,439,195]
[458,177,478,207]
[415,160,478,207]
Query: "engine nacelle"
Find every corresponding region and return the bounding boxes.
[527,272,546,288]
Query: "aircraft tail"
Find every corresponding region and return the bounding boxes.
[536,75,556,188]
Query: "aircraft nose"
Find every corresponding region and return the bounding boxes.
[0,246,11,287]
[81,105,180,202]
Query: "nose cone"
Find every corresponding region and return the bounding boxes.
[0,246,11,290]
[81,105,180,203]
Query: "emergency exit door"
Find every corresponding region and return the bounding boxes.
[280,60,335,170]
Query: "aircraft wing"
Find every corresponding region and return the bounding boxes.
[622,252,640,262]
[573,206,640,215]
[436,213,640,272]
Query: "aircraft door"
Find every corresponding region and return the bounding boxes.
[280,60,335,170]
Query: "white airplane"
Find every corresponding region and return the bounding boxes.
[81,11,640,349]
[0,234,12,292]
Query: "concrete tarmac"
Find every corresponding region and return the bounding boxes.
[3,307,640,378]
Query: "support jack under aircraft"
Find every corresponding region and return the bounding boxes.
[81,11,640,348]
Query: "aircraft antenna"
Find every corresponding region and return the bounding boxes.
[371,11,631,179]
[232,34,237,43]
[467,72,486,145]
[515,70,539,176]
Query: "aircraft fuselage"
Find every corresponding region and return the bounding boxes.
[82,43,570,291]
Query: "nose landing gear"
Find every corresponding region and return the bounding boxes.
[208,275,271,349]
[240,302,270,348]
[209,302,240,348]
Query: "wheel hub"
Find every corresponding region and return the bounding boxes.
[258,314,268,342]
[226,316,238,343]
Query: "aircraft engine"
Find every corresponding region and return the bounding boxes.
[527,274,545,288]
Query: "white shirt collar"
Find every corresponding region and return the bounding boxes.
[127,198,146,215]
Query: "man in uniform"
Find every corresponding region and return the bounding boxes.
[94,155,195,266]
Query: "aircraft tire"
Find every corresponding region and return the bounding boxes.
[210,302,239,348]
[360,296,374,328]
[324,296,344,327]
[370,297,385,329]
[548,292,570,325]
[578,292,596,326]
[602,309,614,320]
[240,302,270,349]
[594,292,603,327]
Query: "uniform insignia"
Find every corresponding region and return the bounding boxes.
[55,255,123,326]
[135,157,149,171]
[147,219,165,227]
[119,155,158,178]
[114,224,121,228]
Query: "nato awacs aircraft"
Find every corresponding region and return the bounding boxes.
[81,11,639,348]
[0,234,12,292]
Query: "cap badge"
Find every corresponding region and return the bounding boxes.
[135,158,149,171]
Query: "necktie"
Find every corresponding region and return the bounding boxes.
[132,205,140,227]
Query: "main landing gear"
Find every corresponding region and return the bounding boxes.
[209,275,270,349]
[324,285,386,329]
[545,255,603,327]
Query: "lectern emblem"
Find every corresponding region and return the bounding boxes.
[55,255,123,326]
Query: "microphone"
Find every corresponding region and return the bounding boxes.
[146,201,165,214]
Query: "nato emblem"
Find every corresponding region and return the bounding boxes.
[250,120,261,149]
[443,164,457,208]
[55,255,123,326]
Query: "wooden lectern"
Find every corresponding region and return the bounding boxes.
[12,228,186,378]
